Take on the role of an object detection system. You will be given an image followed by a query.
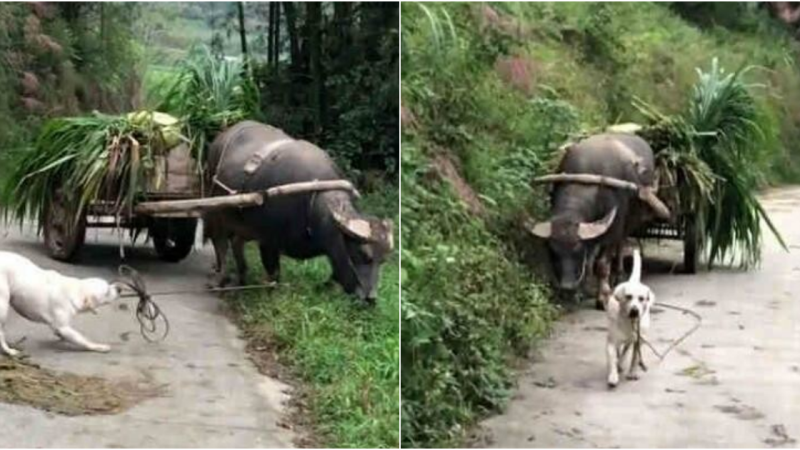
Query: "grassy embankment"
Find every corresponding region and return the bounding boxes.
[401,3,800,447]
[224,185,399,449]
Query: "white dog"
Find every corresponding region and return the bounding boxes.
[606,248,654,388]
[0,251,120,355]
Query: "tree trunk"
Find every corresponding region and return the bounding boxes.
[306,2,322,137]
[360,3,397,62]
[332,3,353,69]
[237,2,248,63]
[283,2,300,71]
[273,2,281,66]
[267,3,275,67]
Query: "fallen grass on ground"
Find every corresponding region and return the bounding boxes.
[223,187,399,449]
[0,357,162,415]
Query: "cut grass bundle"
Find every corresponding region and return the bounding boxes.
[635,58,785,267]
[155,45,260,162]
[1,112,183,224]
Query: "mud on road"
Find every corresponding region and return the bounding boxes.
[477,187,800,448]
[0,224,295,448]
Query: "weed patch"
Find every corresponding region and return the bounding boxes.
[224,188,399,449]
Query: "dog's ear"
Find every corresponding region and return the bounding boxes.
[612,283,626,302]
[81,294,97,312]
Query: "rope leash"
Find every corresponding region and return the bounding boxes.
[637,301,703,362]
[633,318,647,371]
[114,266,278,342]
[118,283,277,299]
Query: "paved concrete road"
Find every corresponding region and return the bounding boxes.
[0,223,294,447]
[479,188,800,448]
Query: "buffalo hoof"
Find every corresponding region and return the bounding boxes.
[207,274,232,289]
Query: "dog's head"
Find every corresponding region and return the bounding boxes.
[80,278,121,311]
[613,281,653,319]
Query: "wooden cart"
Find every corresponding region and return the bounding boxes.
[632,214,700,274]
[41,144,356,262]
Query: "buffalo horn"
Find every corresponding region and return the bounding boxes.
[577,207,617,240]
[332,210,373,241]
[525,219,552,239]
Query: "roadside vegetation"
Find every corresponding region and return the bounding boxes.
[401,2,800,446]
[226,185,399,448]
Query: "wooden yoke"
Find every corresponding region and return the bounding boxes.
[135,180,360,215]
[532,173,672,220]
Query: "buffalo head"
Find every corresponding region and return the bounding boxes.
[527,207,617,291]
[330,206,394,303]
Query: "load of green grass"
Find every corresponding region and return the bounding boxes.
[635,58,785,267]
[1,45,259,224]
[1,111,183,224]
[155,45,260,162]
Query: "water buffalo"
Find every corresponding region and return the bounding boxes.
[526,133,669,308]
[203,121,394,303]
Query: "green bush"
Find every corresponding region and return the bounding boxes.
[401,4,560,446]
[401,142,555,446]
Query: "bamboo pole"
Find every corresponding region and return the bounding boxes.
[134,180,359,215]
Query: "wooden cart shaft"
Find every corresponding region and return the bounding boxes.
[133,179,359,216]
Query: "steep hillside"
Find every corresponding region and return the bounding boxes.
[400,2,800,447]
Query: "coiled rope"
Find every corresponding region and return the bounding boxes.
[114,265,170,342]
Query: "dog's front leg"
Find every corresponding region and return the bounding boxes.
[0,296,19,356]
[0,329,19,356]
[607,340,619,388]
[55,326,110,353]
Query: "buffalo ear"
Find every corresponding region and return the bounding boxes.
[332,210,373,241]
[577,207,617,241]
[525,220,552,239]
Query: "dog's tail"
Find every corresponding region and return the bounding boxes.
[629,249,642,284]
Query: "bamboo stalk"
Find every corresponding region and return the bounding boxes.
[134,180,358,215]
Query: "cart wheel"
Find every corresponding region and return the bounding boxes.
[43,192,86,261]
[151,218,197,262]
[683,215,699,274]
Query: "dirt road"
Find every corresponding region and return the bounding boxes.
[0,223,294,447]
[478,188,800,448]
